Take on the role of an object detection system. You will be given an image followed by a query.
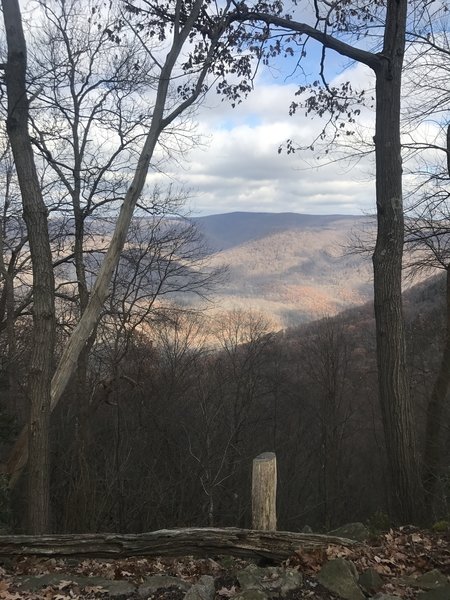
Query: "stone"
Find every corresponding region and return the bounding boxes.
[237,565,266,590]
[301,525,313,533]
[272,569,303,596]
[184,576,215,600]
[88,579,136,598]
[413,570,448,590]
[233,589,269,600]
[16,574,69,591]
[317,558,365,600]
[329,522,370,542]
[418,584,450,600]
[138,575,191,597]
[16,574,136,597]
[237,564,302,596]
[371,595,402,600]
[359,568,383,594]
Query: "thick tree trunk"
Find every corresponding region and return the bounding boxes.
[0,174,19,416]
[2,0,56,533]
[0,528,358,560]
[422,128,450,516]
[233,0,421,525]
[422,267,450,516]
[372,0,422,523]
[4,0,214,488]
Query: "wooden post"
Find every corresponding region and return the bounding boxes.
[252,452,277,530]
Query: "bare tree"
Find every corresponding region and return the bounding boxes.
[234,0,422,521]
[404,187,450,516]
[299,316,352,529]
[2,0,277,530]
[1,0,56,533]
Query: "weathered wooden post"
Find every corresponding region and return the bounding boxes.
[252,452,277,530]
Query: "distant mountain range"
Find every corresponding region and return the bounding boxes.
[190,211,376,327]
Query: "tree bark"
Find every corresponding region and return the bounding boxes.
[2,0,56,533]
[372,0,421,523]
[246,0,423,524]
[0,528,358,560]
[252,453,277,530]
[422,267,450,516]
[422,128,450,517]
[4,0,228,488]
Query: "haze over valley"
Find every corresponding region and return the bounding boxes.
[191,211,374,327]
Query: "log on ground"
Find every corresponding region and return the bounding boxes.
[0,528,358,560]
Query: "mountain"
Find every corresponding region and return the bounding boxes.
[191,211,375,327]
[192,211,366,253]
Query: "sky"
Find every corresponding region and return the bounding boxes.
[148,42,378,218]
[143,2,447,219]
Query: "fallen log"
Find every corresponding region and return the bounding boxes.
[0,528,358,560]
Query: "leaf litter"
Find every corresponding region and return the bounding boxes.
[0,528,448,599]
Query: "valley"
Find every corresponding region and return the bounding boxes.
[192,212,374,327]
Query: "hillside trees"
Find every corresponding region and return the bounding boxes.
[2,0,56,533]
[2,0,282,532]
[3,0,445,530]
[236,0,421,522]
[299,317,352,529]
[397,16,450,515]
[404,177,450,515]
[0,143,31,421]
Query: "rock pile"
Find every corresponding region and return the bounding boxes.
[8,558,450,600]
[2,524,449,600]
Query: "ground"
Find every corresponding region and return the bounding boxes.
[0,528,449,600]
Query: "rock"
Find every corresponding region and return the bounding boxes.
[16,574,136,597]
[138,575,191,597]
[317,558,365,600]
[413,570,448,590]
[237,564,266,590]
[271,569,303,596]
[329,522,370,542]
[301,525,313,533]
[359,568,383,594]
[371,595,402,600]
[237,564,302,596]
[233,589,269,600]
[88,579,136,598]
[418,584,450,600]
[184,576,215,600]
[16,574,70,591]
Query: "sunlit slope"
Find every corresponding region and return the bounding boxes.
[196,213,373,327]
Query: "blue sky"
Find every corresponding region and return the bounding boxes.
[149,44,378,217]
[147,1,447,218]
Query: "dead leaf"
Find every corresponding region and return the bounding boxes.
[57,580,75,589]
[217,586,237,597]
[0,582,10,593]
[84,585,108,594]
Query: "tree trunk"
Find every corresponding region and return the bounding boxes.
[372,0,422,523]
[0,528,358,560]
[422,266,450,516]
[252,453,277,530]
[2,0,56,533]
[236,0,422,524]
[4,0,215,488]
[422,128,450,517]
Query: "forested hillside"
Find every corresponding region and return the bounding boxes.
[2,0,450,537]
[1,273,445,533]
[199,213,373,327]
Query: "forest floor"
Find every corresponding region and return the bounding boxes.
[0,527,449,600]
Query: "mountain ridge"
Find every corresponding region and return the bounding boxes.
[191,211,367,253]
[189,211,373,327]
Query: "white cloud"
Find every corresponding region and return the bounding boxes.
[150,61,378,217]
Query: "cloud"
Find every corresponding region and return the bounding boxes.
[151,62,378,217]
